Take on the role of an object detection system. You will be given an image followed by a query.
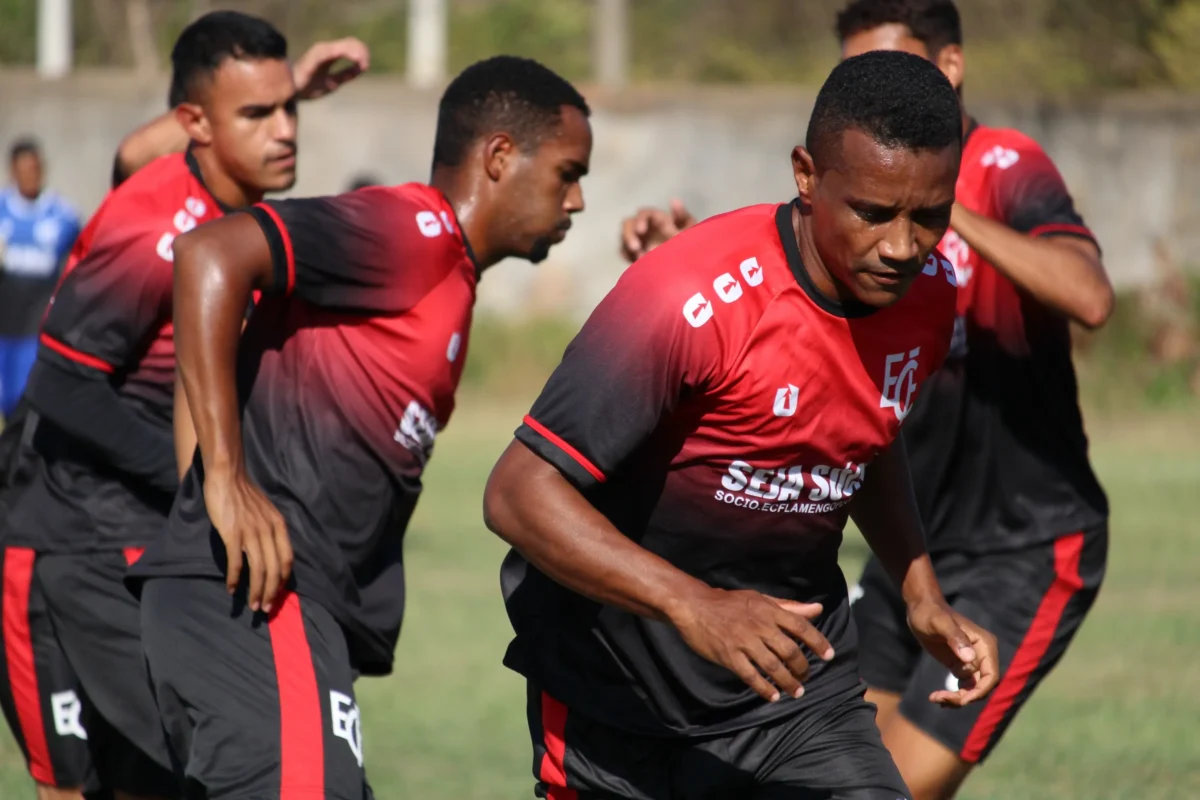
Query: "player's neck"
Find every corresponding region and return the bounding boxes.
[430,167,499,270]
[190,147,263,210]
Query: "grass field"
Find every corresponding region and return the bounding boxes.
[1,397,1198,799]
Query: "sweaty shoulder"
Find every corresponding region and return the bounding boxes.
[623,203,787,349]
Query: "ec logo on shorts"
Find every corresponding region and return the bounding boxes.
[330,691,363,767]
[51,690,87,741]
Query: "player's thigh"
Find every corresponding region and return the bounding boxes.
[526,682,672,800]
[752,689,911,800]
[141,577,366,800]
[35,552,179,797]
[897,529,1107,766]
[0,546,92,789]
[851,556,922,701]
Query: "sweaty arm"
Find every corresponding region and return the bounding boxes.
[951,145,1113,328]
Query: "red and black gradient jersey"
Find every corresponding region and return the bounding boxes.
[502,201,958,737]
[903,122,1108,555]
[129,183,479,675]
[4,153,227,552]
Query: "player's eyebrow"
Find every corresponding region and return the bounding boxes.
[564,159,589,178]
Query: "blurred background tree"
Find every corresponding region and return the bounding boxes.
[1,0,1198,93]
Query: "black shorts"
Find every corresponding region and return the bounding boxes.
[34,549,181,797]
[526,682,910,799]
[852,526,1107,764]
[0,546,92,789]
[140,577,372,800]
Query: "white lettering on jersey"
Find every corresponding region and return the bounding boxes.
[438,210,456,235]
[156,232,176,263]
[713,272,742,304]
[446,331,462,363]
[940,230,972,287]
[773,384,799,417]
[739,256,764,287]
[330,691,363,767]
[880,347,922,421]
[185,197,208,218]
[416,210,443,238]
[394,400,438,463]
[981,145,1020,170]
[173,209,197,234]
[1,244,57,276]
[51,690,87,741]
[682,292,713,328]
[922,253,957,288]
[716,460,866,514]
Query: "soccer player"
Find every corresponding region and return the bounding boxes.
[126,56,592,798]
[619,3,1114,798]
[0,11,366,800]
[0,140,81,419]
[484,51,998,800]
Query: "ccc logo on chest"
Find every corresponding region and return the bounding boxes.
[682,257,764,328]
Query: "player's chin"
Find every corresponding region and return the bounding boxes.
[524,236,555,265]
[853,276,912,308]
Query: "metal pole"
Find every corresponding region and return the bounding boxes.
[594,0,629,88]
[37,0,72,79]
[407,0,447,89]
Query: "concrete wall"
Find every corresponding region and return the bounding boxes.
[2,71,1197,319]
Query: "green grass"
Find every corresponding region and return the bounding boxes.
[1,401,1198,798]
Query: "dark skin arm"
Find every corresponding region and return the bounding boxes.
[484,440,835,703]
[950,204,1113,329]
[850,433,999,707]
[173,213,292,613]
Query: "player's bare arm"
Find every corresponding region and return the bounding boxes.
[619,198,697,262]
[112,37,370,185]
[850,433,999,707]
[949,202,1113,329]
[173,214,292,614]
[484,440,834,703]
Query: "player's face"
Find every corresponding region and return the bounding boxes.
[11,152,43,200]
[795,128,958,308]
[198,57,299,194]
[840,24,965,92]
[502,106,592,264]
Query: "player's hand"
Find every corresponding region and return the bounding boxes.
[668,588,834,703]
[619,199,696,262]
[294,37,370,101]
[204,469,294,615]
[907,598,999,707]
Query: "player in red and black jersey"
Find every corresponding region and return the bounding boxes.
[126,56,593,798]
[0,12,367,800]
[619,3,1114,798]
[485,52,999,800]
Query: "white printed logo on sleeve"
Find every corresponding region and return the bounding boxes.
[682,293,714,328]
[51,690,87,741]
[330,691,363,768]
[394,400,438,463]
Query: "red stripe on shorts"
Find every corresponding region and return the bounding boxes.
[269,592,325,798]
[960,532,1085,763]
[539,692,578,800]
[2,547,55,784]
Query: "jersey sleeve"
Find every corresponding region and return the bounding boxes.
[247,188,461,313]
[992,141,1097,244]
[515,265,720,490]
[38,218,173,380]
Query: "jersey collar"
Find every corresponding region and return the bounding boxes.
[185,148,236,214]
[775,200,877,319]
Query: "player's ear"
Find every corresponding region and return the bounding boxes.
[935,44,965,93]
[482,133,516,182]
[174,103,211,146]
[792,145,817,203]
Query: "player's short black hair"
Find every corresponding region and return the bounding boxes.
[168,11,288,107]
[432,56,590,168]
[835,0,962,56]
[806,50,961,168]
[9,138,40,164]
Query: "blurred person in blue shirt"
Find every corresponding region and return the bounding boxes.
[0,139,80,418]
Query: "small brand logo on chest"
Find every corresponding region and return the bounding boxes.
[880,347,921,421]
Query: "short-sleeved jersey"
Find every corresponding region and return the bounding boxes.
[129,183,479,676]
[903,122,1108,555]
[0,187,81,337]
[501,201,958,737]
[4,152,227,552]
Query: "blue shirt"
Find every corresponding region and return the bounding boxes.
[0,186,81,336]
